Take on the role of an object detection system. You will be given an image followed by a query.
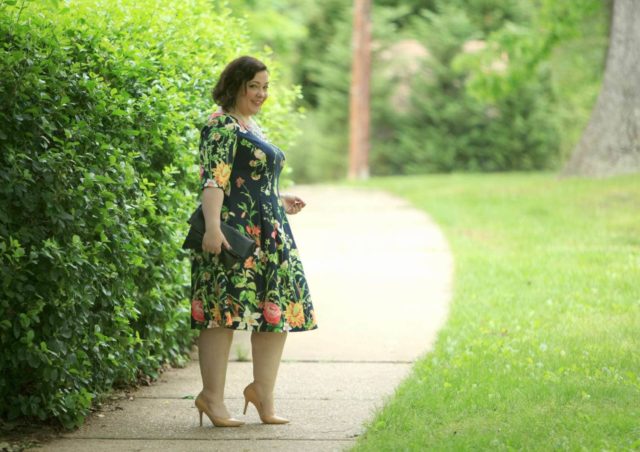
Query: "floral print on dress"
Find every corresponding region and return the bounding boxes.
[189,112,317,333]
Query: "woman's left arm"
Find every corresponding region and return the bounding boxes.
[280,193,306,215]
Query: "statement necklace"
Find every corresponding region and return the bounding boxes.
[226,109,270,143]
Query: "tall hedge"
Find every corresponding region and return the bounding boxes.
[0,0,300,428]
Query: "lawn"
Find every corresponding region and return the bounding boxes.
[353,173,640,451]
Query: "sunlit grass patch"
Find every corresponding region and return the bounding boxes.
[353,173,640,451]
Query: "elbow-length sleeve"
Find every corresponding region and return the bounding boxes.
[199,117,238,196]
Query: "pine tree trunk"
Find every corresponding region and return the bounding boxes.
[562,0,640,177]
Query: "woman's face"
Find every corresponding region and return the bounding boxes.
[234,70,269,117]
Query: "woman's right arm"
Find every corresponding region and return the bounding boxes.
[198,116,237,254]
[201,187,230,254]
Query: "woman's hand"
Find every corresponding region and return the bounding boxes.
[202,227,231,254]
[281,193,306,215]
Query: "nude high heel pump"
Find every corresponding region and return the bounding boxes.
[195,394,244,427]
[243,383,289,424]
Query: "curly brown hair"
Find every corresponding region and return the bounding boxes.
[212,56,268,111]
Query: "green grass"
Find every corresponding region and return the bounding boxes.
[352,173,640,451]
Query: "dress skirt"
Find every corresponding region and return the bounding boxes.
[189,112,317,333]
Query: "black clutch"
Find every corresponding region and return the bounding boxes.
[182,204,257,268]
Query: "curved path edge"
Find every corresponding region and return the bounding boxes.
[33,185,454,452]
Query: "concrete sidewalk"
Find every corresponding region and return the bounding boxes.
[33,186,453,451]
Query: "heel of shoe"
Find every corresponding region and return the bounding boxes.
[195,398,204,427]
[242,384,289,425]
[195,394,244,428]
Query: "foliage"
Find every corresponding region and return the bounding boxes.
[355,173,640,450]
[372,6,561,174]
[245,0,609,181]
[286,3,354,182]
[459,0,607,101]
[0,0,301,428]
[454,0,610,161]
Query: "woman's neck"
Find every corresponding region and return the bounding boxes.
[227,109,252,125]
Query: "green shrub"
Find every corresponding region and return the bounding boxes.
[285,1,353,182]
[283,0,605,180]
[371,6,560,175]
[0,0,300,428]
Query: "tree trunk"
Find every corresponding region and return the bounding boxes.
[562,0,640,177]
[348,0,371,180]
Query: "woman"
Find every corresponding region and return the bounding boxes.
[190,55,317,427]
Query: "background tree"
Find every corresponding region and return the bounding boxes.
[239,0,609,181]
[563,0,640,177]
[348,0,372,180]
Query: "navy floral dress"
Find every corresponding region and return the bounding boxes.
[189,112,317,333]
